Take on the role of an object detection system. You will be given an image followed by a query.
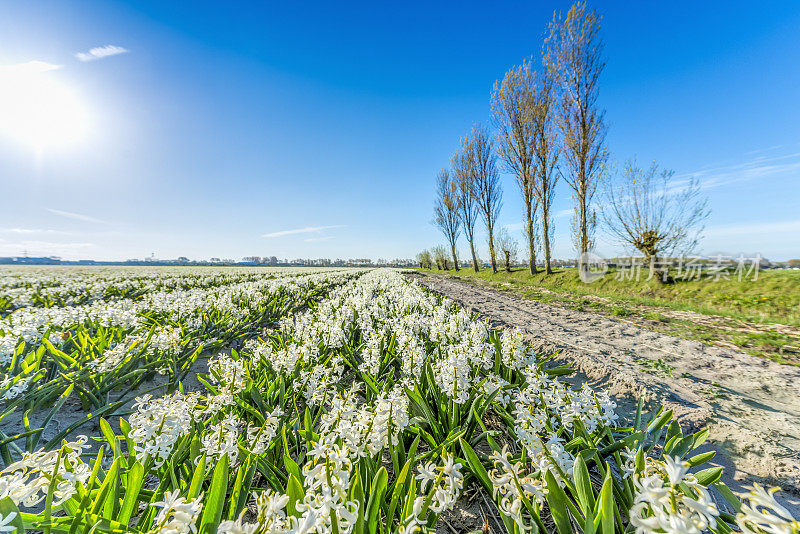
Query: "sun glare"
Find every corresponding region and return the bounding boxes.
[0,62,89,151]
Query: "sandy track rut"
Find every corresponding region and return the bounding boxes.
[408,272,800,504]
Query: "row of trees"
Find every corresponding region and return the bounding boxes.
[433,1,605,276]
[431,1,708,281]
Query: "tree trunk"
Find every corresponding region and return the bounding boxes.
[649,255,665,284]
[578,187,588,278]
[488,224,498,274]
[527,207,537,275]
[505,251,512,272]
[543,208,553,274]
[469,239,479,272]
[450,241,459,272]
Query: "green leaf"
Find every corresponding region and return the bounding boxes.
[365,467,388,534]
[669,436,694,459]
[286,475,304,518]
[401,477,417,523]
[187,456,207,500]
[0,497,25,533]
[544,470,573,534]
[573,454,596,516]
[646,409,673,435]
[284,454,302,482]
[387,458,412,525]
[118,462,145,526]
[597,467,614,534]
[686,450,715,467]
[349,469,365,534]
[198,455,229,534]
[713,482,742,513]
[691,428,710,450]
[665,420,682,445]
[545,366,575,377]
[695,466,723,486]
[459,439,492,495]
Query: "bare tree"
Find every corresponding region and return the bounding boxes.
[433,168,461,271]
[467,125,503,273]
[530,67,560,274]
[545,1,607,272]
[602,160,710,282]
[491,59,539,275]
[496,228,519,272]
[451,144,481,272]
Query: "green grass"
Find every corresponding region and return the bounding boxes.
[418,266,800,364]
[426,267,800,325]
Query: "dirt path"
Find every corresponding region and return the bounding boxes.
[408,272,800,512]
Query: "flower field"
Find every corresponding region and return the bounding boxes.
[0,267,797,533]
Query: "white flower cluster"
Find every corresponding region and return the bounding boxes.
[201,413,241,465]
[400,454,464,534]
[300,356,345,407]
[737,484,799,534]
[489,445,547,531]
[128,392,202,466]
[149,327,184,355]
[630,455,719,534]
[0,436,91,508]
[0,373,36,401]
[296,440,360,534]
[247,407,283,455]
[318,384,410,457]
[208,353,248,405]
[218,490,293,534]
[148,489,204,534]
[88,334,145,373]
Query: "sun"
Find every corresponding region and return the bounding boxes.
[0,61,89,151]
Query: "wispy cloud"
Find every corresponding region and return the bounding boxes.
[0,60,61,74]
[676,149,800,191]
[262,225,344,239]
[46,208,106,224]
[75,45,129,62]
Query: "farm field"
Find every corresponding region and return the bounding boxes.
[421,268,800,365]
[1,267,797,533]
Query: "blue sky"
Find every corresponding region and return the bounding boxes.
[1,1,799,261]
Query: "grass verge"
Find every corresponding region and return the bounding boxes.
[418,266,800,365]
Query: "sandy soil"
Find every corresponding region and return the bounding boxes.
[408,271,800,514]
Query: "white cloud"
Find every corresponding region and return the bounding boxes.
[46,208,106,224]
[0,60,61,74]
[75,45,129,62]
[676,150,800,191]
[262,225,344,239]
